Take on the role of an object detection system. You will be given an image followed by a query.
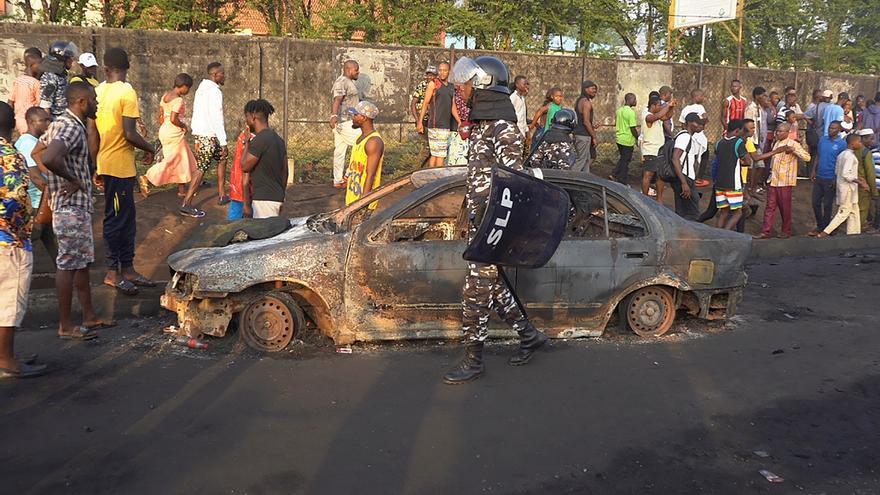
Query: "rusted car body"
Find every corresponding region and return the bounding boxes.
[161,168,751,350]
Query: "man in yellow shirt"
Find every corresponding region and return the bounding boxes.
[345,101,384,207]
[95,48,156,295]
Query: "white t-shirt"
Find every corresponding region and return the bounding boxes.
[640,109,666,157]
[679,103,707,124]
[673,131,705,180]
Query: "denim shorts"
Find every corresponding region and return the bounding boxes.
[227,200,244,220]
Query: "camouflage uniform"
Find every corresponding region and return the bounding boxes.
[39,71,69,118]
[461,119,533,342]
[529,140,575,170]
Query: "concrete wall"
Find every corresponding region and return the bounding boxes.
[2,22,878,153]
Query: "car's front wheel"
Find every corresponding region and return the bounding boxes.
[621,286,676,337]
[239,291,305,352]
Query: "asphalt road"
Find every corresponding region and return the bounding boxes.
[3,251,880,495]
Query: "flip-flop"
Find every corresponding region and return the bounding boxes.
[105,278,139,295]
[128,276,155,288]
[84,320,117,330]
[0,362,48,379]
[59,326,98,341]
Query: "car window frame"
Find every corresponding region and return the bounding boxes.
[551,180,651,240]
[363,181,468,245]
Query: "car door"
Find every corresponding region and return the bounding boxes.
[514,183,655,332]
[514,184,614,328]
[344,182,469,337]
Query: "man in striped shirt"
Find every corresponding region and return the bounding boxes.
[722,80,748,132]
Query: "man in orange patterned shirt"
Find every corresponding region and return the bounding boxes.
[757,122,811,239]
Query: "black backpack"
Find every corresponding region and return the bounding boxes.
[657,131,692,183]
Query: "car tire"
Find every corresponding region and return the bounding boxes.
[239,291,305,352]
[621,286,676,337]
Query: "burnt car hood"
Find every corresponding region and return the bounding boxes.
[167,216,335,292]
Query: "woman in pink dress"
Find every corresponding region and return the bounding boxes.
[146,73,196,196]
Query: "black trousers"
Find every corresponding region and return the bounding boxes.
[102,175,137,270]
[614,144,633,183]
[670,177,701,221]
[811,178,836,231]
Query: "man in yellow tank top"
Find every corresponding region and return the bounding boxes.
[345,101,385,207]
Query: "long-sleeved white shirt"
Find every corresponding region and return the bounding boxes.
[835,149,860,204]
[510,91,528,137]
[190,79,227,146]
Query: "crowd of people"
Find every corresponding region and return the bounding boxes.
[0,40,316,378]
[3,41,880,379]
[406,62,880,237]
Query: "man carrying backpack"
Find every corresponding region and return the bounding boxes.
[668,113,706,220]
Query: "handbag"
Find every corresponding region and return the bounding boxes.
[34,188,52,225]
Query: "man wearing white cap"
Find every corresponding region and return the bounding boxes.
[70,53,99,87]
[345,101,384,207]
[857,128,878,230]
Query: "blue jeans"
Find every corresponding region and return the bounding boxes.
[812,178,836,231]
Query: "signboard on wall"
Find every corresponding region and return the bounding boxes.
[670,0,740,30]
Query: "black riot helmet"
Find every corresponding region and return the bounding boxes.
[473,56,510,94]
[48,41,78,61]
[550,108,577,130]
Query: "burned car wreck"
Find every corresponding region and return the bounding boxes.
[161,168,751,351]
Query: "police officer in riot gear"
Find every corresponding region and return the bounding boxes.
[40,41,79,118]
[527,108,577,169]
[443,56,548,384]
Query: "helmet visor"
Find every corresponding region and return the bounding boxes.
[452,57,485,86]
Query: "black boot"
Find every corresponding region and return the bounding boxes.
[508,324,548,366]
[443,342,484,384]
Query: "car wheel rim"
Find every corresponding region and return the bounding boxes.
[627,288,674,337]
[242,296,294,352]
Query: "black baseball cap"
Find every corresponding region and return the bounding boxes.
[685,113,704,125]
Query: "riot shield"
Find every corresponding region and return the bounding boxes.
[463,166,570,268]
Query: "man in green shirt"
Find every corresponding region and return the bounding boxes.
[856,129,878,231]
[613,93,639,183]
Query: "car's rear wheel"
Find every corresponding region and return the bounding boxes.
[621,286,676,337]
[239,291,305,352]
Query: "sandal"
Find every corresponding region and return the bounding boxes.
[0,362,48,379]
[85,320,118,330]
[59,326,98,341]
[179,205,206,218]
[128,275,155,288]
[105,278,139,296]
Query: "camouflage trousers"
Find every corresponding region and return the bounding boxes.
[461,262,530,342]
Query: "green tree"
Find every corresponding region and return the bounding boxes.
[320,0,456,45]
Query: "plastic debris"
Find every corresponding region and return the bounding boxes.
[783,313,797,320]
[753,450,770,458]
[772,349,785,355]
[336,346,353,354]
[758,469,784,483]
[176,337,208,349]
[760,283,770,288]
[163,325,178,334]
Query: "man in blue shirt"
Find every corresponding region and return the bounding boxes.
[809,121,846,235]
[822,93,848,137]
[13,107,56,263]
